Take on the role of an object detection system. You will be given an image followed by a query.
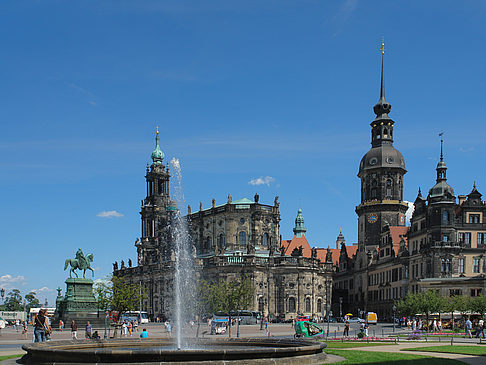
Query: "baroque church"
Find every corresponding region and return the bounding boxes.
[114,130,333,321]
[114,45,486,322]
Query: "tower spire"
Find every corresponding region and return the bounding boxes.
[380,40,385,100]
[436,133,447,182]
[151,126,165,165]
[439,132,444,162]
[293,208,307,238]
[373,40,392,118]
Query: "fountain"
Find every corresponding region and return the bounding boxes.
[21,158,327,364]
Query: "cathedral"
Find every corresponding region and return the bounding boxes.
[114,130,333,321]
[114,45,486,322]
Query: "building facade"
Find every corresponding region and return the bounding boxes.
[114,131,333,321]
[331,47,486,320]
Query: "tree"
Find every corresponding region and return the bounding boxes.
[200,276,255,337]
[110,276,146,322]
[471,295,486,320]
[4,289,23,311]
[94,279,112,316]
[24,291,40,312]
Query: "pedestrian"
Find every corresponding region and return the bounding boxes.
[71,320,78,340]
[432,319,438,332]
[33,309,51,343]
[128,321,133,336]
[92,331,101,339]
[21,321,28,339]
[264,320,268,334]
[465,317,472,338]
[343,321,350,337]
[412,318,417,331]
[166,321,172,338]
[140,328,149,338]
[122,322,128,337]
[133,320,138,332]
[364,323,369,337]
[59,319,64,332]
[438,319,442,332]
[85,321,93,339]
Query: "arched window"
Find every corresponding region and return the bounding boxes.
[258,296,264,313]
[386,179,392,199]
[262,233,269,246]
[316,298,322,313]
[371,180,378,199]
[383,127,388,137]
[205,237,212,250]
[442,211,449,224]
[288,297,296,313]
[305,297,311,312]
[238,231,247,245]
[218,234,225,248]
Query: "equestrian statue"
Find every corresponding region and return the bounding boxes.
[64,248,95,278]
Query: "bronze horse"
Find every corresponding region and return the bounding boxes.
[64,253,94,278]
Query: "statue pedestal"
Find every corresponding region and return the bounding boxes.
[55,278,104,328]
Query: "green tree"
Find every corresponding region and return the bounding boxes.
[24,291,40,312]
[94,279,112,316]
[471,295,486,320]
[4,289,23,311]
[396,292,420,317]
[110,276,146,322]
[200,276,254,337]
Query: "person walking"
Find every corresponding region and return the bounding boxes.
[71,320,78,340]
[21,321,28,339]
[85,321,93,339]
[343,321,350,337]
[465,317,473,338]
[33,309,51,343]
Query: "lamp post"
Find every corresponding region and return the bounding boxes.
[392,304,397,333]
[325,280,330,338]
[0,288,5,304]
[104,311,108,339]
[259,273,264,330]
[339,297,343,319]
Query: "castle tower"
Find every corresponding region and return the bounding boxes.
[336,228,345,249]
[136,128,176,265]
[356,43,408,249]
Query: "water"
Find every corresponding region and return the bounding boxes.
[170,158,195,350]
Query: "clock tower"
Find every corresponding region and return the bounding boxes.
[356,43,408,250]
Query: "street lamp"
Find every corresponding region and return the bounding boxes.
[325,281,330,338]
[392,304,397,333]
[0,288,5,303]
[339,297,343,319]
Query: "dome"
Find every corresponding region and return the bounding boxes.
[358,145,406,176]
[428,180,455,199]
[151,130,165,164]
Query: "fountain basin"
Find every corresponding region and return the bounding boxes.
[22,338,327,364]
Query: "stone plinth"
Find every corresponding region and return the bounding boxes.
[55,278,104,328]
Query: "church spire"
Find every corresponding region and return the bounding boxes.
[293,208,307,238]
[373,40,392,119]
[151,126,165,165]
[436,133,447,182]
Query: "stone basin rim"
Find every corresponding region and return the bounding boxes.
[22,338,327,363]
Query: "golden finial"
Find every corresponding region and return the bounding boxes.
[380,39,385,55]
[156,125,159,136]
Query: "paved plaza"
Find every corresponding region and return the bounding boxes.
[1,322,486,363]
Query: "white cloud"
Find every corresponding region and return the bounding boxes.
[248,176,275,186]
[97,210,124,218]
[0,274,26,290]
[34,287,53,294]
[405,201,415,225]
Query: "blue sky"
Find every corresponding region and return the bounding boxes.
[1,0,485,306]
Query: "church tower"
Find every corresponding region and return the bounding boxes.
[293,208,307,238]
[356,43,408,249]
[136,128,176,266]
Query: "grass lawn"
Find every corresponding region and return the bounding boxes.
[406,345,486,356]
[325,349,464,364]
[325,342,395,348]
[0,354,23,361]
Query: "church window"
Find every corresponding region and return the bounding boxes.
[473,258,480,273]
[263,233,269,246]
[386,179,392,198]
[218,234,226,248]
[238,231,246,245]
[458,258,465,274]
[316,298,322,313]
[288,297,296,312]
[305,297,311,312]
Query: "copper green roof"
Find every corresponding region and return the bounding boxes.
[151,128,165,165]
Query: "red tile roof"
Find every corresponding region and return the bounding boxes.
[389,226,409,254]
[280,235,312,257]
